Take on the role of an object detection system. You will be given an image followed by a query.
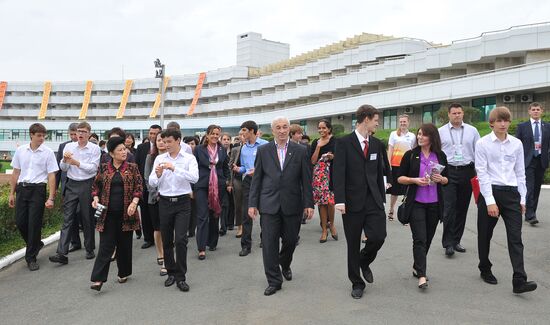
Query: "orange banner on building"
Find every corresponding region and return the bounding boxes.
[79,80,93,120]
[116,80,133,119]
[38,81,52,119]
[0,81,7,111]
[149,76,171,118]
[186,72,206,116]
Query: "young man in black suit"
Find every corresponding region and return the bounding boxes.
[515,102,550,225]
[248,116,314,296]
[334,104,391,299]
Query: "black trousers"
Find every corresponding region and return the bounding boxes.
[525,156,545,221]
[442,166,475,248]
[342,195,386,290]
[410,202,440,278]
[232,177,243,226]
[220,189,234,230]
[139,188,154,243]
[148,202,160,231]
[188,197,197,236]
[15,184,46,263]
[69,202,82,247]
[477,187,527,281]
[241,176,254,250]
[90,211,133,282]
[160,195,191,281]
[260,210,301,287]
[195,188,220,251]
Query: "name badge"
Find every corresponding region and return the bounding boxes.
[453,144,464,162]
[534,141,542,151]
[370,153,377,161]
[504,154,515,162]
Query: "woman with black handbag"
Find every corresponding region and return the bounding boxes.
[398,123,448,290]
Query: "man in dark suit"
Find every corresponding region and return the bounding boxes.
[515,102,550,225]
[334,104,391,299]
[248,116,314,296]
[135,124,162,248]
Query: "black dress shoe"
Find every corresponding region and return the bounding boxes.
[445,246,455,257]
[38,241,45,252]
[227,226,234,231]
[141,242,154,249]
[198,254,206,260]
[264,285,281,296]
[208,246,217,251]
[454,244,466,253]
[527,218,539,225]
[480,272,498,285]
[177,281,190,292]
[165,275,176,287]
[90,282,103,291]
[188,233,195,238]
[239,248,251,257]
[282,268,292,281]
[136,230,142,239]
[361,266,373,284]
[49,254,68,265]
[513,281,537,294]
[351,288,364,299]
[68,245,81,253]
[418,281,428,289]
[85,251,95,260]
[219,230,226,236]
[27,261,39,271]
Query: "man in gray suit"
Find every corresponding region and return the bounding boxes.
[248,116,314,296]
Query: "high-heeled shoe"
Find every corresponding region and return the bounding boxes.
[117,277,128,284]
[90,282,103,291]
[330,226,338,241]
[418,281,428,289]
[320,231,328,243]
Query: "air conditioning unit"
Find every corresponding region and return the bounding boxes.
[520,94,533,103]
[404,107,414,114]
[503,94,515,103]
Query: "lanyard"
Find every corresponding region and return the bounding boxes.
[449,124,464,146]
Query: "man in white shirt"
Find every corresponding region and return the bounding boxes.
[50,122,101,265]
[439,103,480,257]
[9,123,59,271]
[149,128,198,292]
[475,106,536,294]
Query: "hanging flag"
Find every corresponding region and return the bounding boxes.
[0,81,7,111]
[116,80,133,119]
[79,80,93,120]
[38,81,52,119]
[149,76,171,118]
[187,72,206,116]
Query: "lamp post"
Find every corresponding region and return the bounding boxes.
[154,58,166,128]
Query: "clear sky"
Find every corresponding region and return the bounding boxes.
[0,0,548,82]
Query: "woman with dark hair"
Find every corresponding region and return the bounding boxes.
[194,125,230,260]
[184,136,200,237]
[398,123,448,290]
[90,137,143,291]
[125,133,136,154]
[219,133,234,234]
[310,119,337,243]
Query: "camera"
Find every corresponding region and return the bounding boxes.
[94,204,106,218]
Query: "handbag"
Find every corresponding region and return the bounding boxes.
[397,153,414,225]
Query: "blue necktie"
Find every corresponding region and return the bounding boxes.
[534,121,540,157]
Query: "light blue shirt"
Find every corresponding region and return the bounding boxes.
[239,137,268,175]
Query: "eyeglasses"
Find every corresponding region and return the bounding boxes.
[77,130,89,134]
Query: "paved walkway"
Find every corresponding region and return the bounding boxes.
[1,194,549,324]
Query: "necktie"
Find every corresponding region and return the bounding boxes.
[534,121,540,157]
[363,139,369,158]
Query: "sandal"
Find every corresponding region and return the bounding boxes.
[388,211,394,221]
[157,257,164,266]
[160,268,168,276]
[117,277,128,283]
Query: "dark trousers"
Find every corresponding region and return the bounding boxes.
[442,166,475,248]
[188,197,197,236]
[139,188,154,243]
[232,177,243,226]
[525,156,545,220]
[90,211,133,282]
[69,203,82,248]
[477,187,527,281]
[15,184,46,263]
[241,176,254,250]
[195,188,220,251]
[220,189,234,230]
[410,202,440,277]
[160,195,190,281]
[57,178,95,255]
[342,195,386,290]
[260,210,301,287]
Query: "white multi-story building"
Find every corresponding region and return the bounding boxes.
[1,23,550,153]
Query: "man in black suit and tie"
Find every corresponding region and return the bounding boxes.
[248,116,314,296]
[515,102,550,225]
[334,104,391,299]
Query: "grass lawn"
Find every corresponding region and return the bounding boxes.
[0,224,60,258]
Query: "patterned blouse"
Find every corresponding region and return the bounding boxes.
[91,161,143,232]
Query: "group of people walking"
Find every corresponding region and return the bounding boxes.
[8,101,543,297]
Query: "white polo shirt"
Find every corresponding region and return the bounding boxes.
[11,143,59,184]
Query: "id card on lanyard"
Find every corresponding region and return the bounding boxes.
[450,126,464,162]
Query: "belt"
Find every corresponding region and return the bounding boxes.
[448,163,474,170]
[492,185,518,192]
[159,194,189,202]
[67,177,94,183]
[18,182,46,188]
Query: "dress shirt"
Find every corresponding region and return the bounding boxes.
[59,141,101,181]
[355,129,369,151]
[439,122,480,166]
[530,118,542,155]
[475,131,527,206]
[148,149,199,196]
[181,142,193,155]
[11,143,59,184]
[238,137,269,174]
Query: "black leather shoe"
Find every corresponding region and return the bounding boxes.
[282,268,292,281]
[480,272,498,285]
[527,218,539,225]
[351,288,364,299]
[165,275,176,287]
[219,230,226,236]
[90,282,103,291]
[445,246,455,257]
[141,242,154,249]
[177,281,190,292]
[85,251,95,260]
[188,233,195,238]
[264,285,281,296]
[49,254,68,265]
[239,248,251,257]
[227,226,234,231]
[513,281,537,294]
[68,245,81,253]
[361,266,373,284]
[454,244,466,253]
[198,254,206,260]
[208,246,217,251]
[27,261,39,271]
